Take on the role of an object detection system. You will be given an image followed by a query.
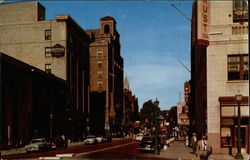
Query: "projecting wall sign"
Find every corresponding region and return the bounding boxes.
[51,44,65,58]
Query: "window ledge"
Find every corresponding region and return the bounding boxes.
[227,80,249,83]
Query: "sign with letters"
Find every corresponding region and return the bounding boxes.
[51,44,65,58]
[197,0,210,45]
[177,102,190,126]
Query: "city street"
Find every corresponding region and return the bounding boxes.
[2,138,201,160]
[2,138,157,160]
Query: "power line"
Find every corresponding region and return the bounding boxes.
[171,3,191,22]
[178,60,191,73]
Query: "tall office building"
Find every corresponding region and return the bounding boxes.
[86,16,124,135]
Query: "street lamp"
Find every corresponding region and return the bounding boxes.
[154,98,160,155]
[86,118,90,137]
[50,113,53,138]
[235,94,243,159]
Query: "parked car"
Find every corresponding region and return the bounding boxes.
[25,138,51,152]
[135,133,144,142]
[84,135,98,145]
[49,135,68,149]
[138,136,162,152]
[96,135,105,143]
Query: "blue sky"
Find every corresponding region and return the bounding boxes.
[2,0,193,110]
[43,1,193,110]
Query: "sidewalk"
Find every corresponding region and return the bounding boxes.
[208,152,249,160]
[150,140,199,160]
[148,140,249,160]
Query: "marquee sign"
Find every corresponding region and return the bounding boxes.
[51,44,65,58]
[177,102,190,126]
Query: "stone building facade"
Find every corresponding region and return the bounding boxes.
[86,16,124,135]
[0,1,91,141]
[190,0,249,154]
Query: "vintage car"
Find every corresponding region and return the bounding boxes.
[83,135,98,145]
[138,136,162,152]
[25,138,51,152]
[95,135,105,143]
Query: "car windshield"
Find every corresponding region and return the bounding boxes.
[31,139,42,143]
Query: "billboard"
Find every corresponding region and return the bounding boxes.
[177,102,190,126]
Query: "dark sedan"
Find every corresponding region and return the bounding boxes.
[138,136,162,152]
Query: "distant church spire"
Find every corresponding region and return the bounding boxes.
[124,75,130,90]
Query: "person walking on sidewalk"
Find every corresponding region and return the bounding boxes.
[191,133,197,154]
[196,135,212,160]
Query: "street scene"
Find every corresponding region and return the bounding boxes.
[0,0,249,160]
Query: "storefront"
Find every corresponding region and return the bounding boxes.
[219,96,249,153]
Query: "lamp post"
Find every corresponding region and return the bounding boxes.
[50,113,53,138]
[86,118,89,137]
[154,98,159,155]
[235,94,243,159]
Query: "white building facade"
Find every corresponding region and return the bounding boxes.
[193,0,249,154]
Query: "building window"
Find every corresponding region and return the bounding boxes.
[97,81,103,88]
[97,71,103,79]
[45,47,51,57]
[97,61,103,68]
[45,64,51,73]
[233,0,248,23]
[104,24,110,34]
[228,54,248,80]
[45,29,51,40]
[97,49,103,59]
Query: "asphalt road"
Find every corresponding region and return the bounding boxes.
[2,139,163,160]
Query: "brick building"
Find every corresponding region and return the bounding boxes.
[0,1,91,141]
[190,0,249,154]
[86,16,124,135]
[123,76,139,134]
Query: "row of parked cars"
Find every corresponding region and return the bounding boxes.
[25,138,56,152]
[25,136,68,152]
[25,135,108,152]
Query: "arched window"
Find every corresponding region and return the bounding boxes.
[104,25,110,33]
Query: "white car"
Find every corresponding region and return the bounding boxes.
[135,133,144,142]
[84,135,98,145]
[96,135,105,143]
[25,138,51,152]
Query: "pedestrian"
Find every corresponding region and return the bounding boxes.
[196,135,212,160]
[191,133,197,154]
[185,134,189,146]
